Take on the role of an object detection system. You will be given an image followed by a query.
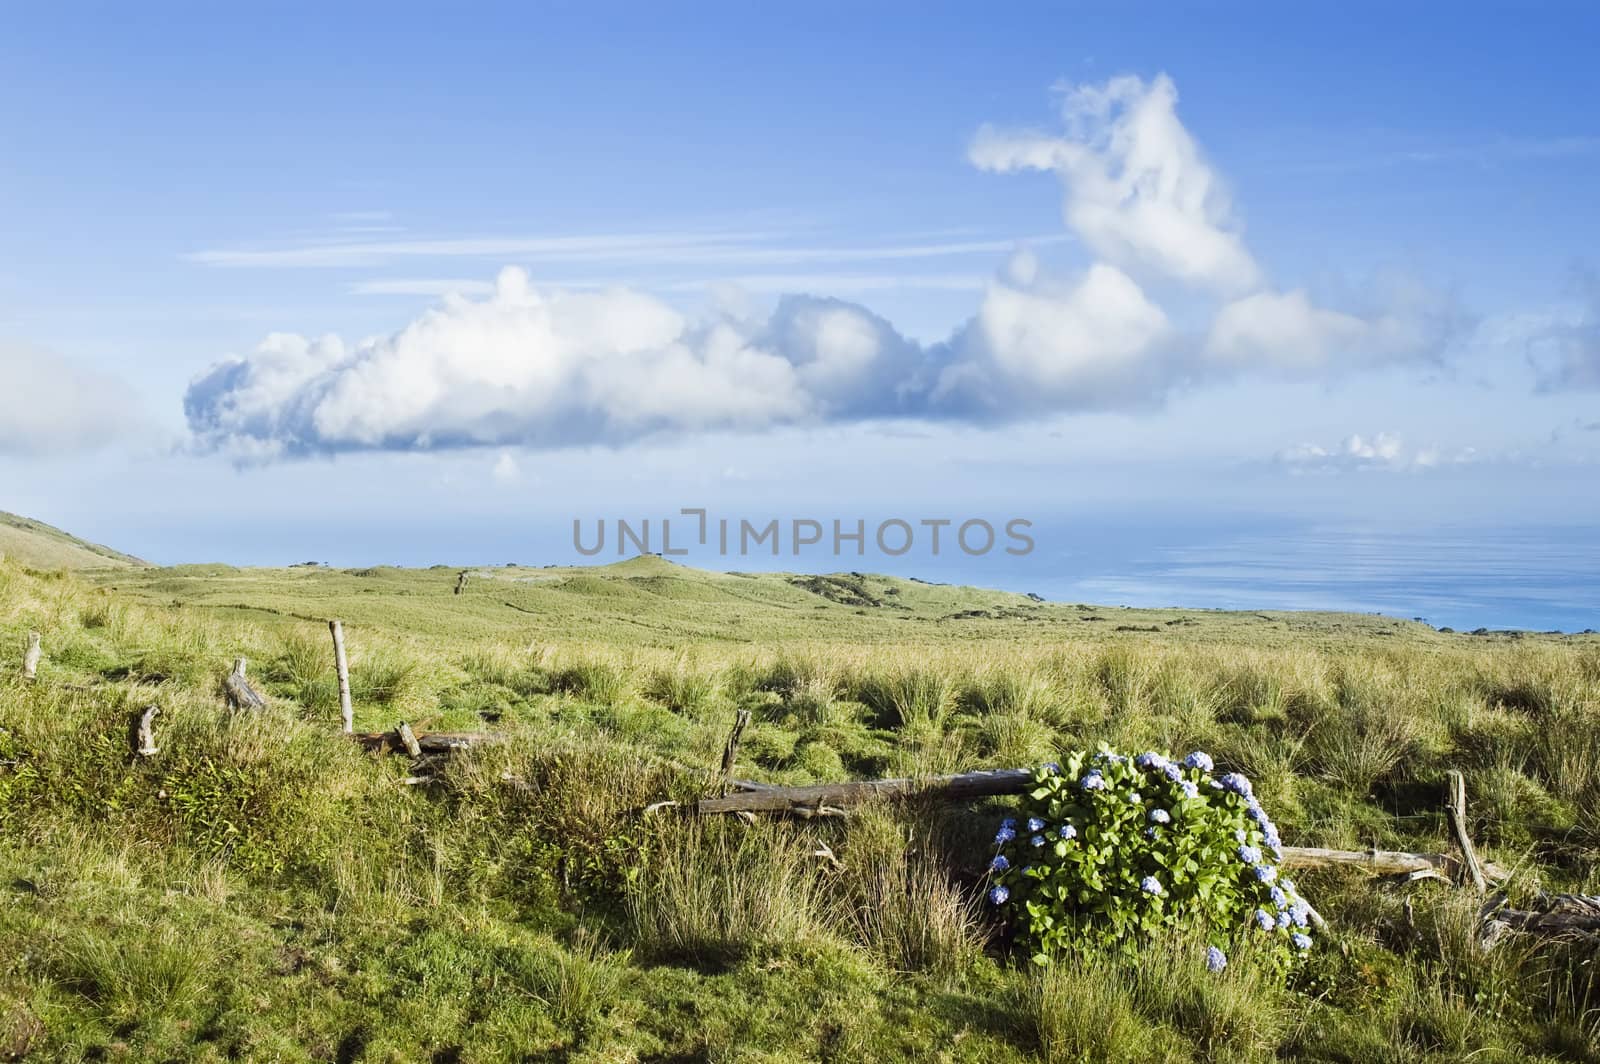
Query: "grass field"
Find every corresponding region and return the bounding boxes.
[3,535,1600,1062]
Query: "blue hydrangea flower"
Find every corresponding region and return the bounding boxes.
[1219,772,1253,797]
[988,885,1010,905]
[1001,818,1018,830]
[1254,865,1278,884]
[1027,817,1045,833]
[1135,751,1168,770]
[1254,909,1275,931]
[1277,911,1293,930]
[990,855,1010,873]
[1179,780,1200,800]
[994,826,1016,844]
[1094,751,1130,766]
[1042,761,1060,775]
[1149,808,1171,824]
[1290,901,1311,928]
[1128,792,1142,804]
[1030,834,1046,848]
[1058,823,1077,840]
[1161,762,1184,782]
[1140,875,1164,896]
[1270,886,1288,908]
[1236,844,1262,865]
[1234,828,1248,843]
[1182,751,1214,772]
[1205,946,1227,973]
[1143,827,1158,840]
[1080,771,1108,792]
[1291,933,1312,950]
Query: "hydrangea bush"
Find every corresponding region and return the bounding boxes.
[986,747,1315,969]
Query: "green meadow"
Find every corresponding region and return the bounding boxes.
[2,529,1599,1062]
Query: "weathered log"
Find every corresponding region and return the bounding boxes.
[1274,845,1509,883]
[22,631,41,680]
[698,766,1511,884]
[329,620,354,734]
[699,767,1034,814]
[1485,894,1600,937]
[135,705,160,757]
[352,730,498,755]
[223,657,266,710]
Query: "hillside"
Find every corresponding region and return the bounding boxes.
[0,511,146,571]
[89,551,1469,653]
[4,539,1600,1060]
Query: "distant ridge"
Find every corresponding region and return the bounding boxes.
[0,511,147,570]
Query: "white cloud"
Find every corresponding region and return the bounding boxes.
[971,74,1261,295]
[1277,432,1478,473]
[184,74,1460,458]
[935,262,1172,413]
[1205,289,1370,370]
[1529,276,1600,391]
[0,341,148,457]
[189,230,1067,270]
[491,450,521,483]
[186,267,914,455]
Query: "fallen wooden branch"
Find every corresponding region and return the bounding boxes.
[1484,894,1600,939]
[698,767,1034,814]
[1278,845,1509,883]
[698,765,1511,884]
[224,657,266,710]
[352,729,500,755]
[23,631,41,680]
[1446,769,1486,892]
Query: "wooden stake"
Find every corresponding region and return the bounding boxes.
[1446,769,1487,893]
[22,631,41,680]
[329,620,354,734]
[719,709,751,797]
[224,657,266,710]
[397,721,423,759]
[135,706,160,757]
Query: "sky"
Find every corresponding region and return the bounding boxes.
[3,2,1599,629]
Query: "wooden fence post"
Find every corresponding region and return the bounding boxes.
[719,709,751,797]
[397,721,423,759]
[329,620,354,735]
[22,631,41,680]
[135,706,160,757]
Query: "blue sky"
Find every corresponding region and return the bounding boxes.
[3,3,1599,628]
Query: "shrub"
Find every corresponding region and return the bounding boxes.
[985,748,1315,969]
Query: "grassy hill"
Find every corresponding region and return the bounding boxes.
[2,532,1600,1060]
[0,511,145,571]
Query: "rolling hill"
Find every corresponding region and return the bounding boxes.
[0,510,146,571]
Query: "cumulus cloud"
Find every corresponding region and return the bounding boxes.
[1277,432,1477,473]
[185,73,1459,458]
[971,74,1261,295]
[0,342,146,457]
[185,268,918,455]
